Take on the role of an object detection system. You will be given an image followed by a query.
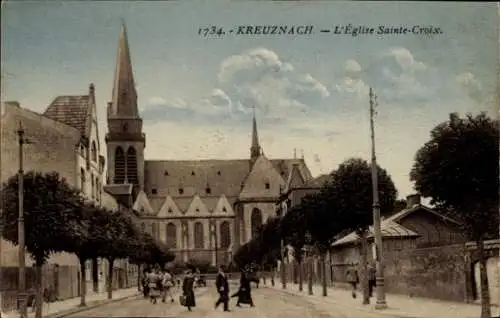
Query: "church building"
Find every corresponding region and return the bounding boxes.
[103,24,316,266]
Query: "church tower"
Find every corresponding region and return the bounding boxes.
[105,23,145,191]
[250,108,261,165]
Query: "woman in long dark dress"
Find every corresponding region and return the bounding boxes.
[232,271,254,307]
[182,269,196,311]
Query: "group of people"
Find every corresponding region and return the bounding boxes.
[180,265,257,312]
[141,265,258,312]
[141,267,176,304]
[345,263,376,299]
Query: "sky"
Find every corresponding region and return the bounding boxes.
[1,1,498,200]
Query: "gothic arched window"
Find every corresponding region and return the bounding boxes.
[114,147,125,183]
[126,147,138,185]
[220,221,231,249]
[91,173,95,198]
[251,208,263,238]
[166,223,177,249]
[194,222,204,249]
[91,141,97,162]
[152,222,159,240]
[80,168,86,193]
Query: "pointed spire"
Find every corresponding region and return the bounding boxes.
[293,148,297,159]
[110,21,139,118]
[250,105,261,160]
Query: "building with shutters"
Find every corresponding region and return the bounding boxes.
[103,24,318,266]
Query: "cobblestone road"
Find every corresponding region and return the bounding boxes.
[64,284,409,318]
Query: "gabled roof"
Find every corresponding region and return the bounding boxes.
[331,204,459,247]
[104,184,133,196]
[44,95,90,136]
[331,221,419,247]
[133,190,154,214]
[284,163,306,192]
[186,195,208,215]
[157,196,181,217]
[239,155,285,199]
[385,204,461,226]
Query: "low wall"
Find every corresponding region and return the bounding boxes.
[0,264,79,311]
[383,244,467,302]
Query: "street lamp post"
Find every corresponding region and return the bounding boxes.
[369,87,387,309]
[17,122,28,318]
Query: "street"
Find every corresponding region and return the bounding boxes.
[64,284,408,318]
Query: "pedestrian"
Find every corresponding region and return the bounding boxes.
[232,270,254,307]
[368,263,376,297]
[161,269,175,303]
[345,263,359,298]
[147,267,161,304]
[214,265,230,312]
[181,269,196,311]
[142,268,150,298]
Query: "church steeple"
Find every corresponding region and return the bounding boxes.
[250,106,261,162]
[110,22,138,118]
[106,22,145,193]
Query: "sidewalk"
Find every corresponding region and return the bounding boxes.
[2,287,139,318]
[265,282,499,318]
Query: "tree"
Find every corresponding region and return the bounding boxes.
[97,210,138,299]
[281,205,307,291]
[327,158,397,303]
[1,171,85,318]
[410,112,498,318]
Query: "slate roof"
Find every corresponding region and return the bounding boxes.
[142,157,313,214]
[331,221,419,247]
[330,204,457,247]
[44,95,90,136]
[239,155,286,199]
[104,184,133,196]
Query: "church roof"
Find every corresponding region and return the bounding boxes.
[44,95,90,136]
[144,159,251,199]
[239,155,286,199]
[144,158,312,198]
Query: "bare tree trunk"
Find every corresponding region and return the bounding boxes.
[106,258,114,300]
[307,255,313,295]
[477,239,492,318]
[137,264,142,291]
[34,262,43,318]
[360,231,370,305]
[92,258,98,293]
[298,260,303,292]
[79,258,87,306]
[321,253,328,296]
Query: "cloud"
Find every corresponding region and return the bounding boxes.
[216,47,330,119]
[148,96,167,106]
[454,72,483,101]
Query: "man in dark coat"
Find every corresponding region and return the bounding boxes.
[215,266,230,312]
[232,271,254,307]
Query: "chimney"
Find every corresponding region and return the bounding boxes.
[89,83,95,96]
[406,194,421,208]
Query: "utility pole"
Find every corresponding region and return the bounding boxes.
[17,122,27,318]
[369,87,387,309]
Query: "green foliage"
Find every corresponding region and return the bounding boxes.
[1,171,84,265]
[1,170,175,268]
[410,112,499,240]
[326,158,397,234]
[233,158,397,265]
